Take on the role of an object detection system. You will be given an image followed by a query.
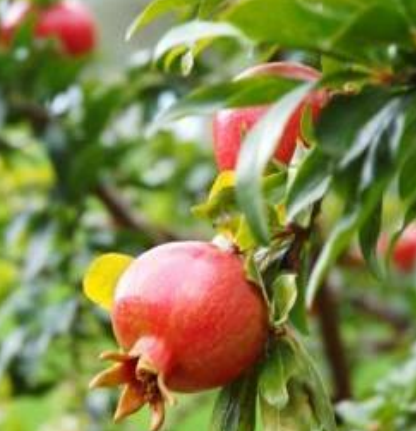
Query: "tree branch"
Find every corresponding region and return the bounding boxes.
[9,97,51,131]
[350,295,410,332]
[95,182,179,245]
[314,283,352,401]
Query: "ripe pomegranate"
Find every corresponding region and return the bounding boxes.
[89,241,268,431]
[0,0,97,57]
[378,225,416,273]
[213,62,328,170]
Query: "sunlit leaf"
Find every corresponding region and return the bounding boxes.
[152,75,298,130]
[126,0,197,40]
[83,253,133,310]
[271,274,297,326]
[236,84,313,244]
[154,21,250,62]
[209,171,236,199]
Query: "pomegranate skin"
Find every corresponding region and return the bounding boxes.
[111,241,268,392]
[213,62,327,170]
[378,226,416,273]
[1,0,97,57]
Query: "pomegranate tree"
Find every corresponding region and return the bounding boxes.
[212,62,328,170]
[85,241,268,431]
[83,55,337,430]
[0,0,97,56]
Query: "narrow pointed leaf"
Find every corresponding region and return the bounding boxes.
[210,369,258,431]
[259,339,298,409]
[154,21,250,62]
[286,147,332,220]
[272,274,298,326]
[236,84,313,244]
[291,336,337,431]
[126,0,196,40]
[306,206,360,308]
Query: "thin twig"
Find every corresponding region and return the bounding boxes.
[9,96,51,131]
[350,295,410,332]
[8,96,180,245]
[95,182,179,245]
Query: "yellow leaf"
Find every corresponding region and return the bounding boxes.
[235,218,256,251]
[83,253,134,310]
[209,171,236,199]
[276,204,287,224]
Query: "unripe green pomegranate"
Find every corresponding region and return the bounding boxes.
[89,241,268,431]
[213,62,327,170]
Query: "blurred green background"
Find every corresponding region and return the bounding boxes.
[0,1,217,429]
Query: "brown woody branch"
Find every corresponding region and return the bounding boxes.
[289,202,351,401]
[314,284,352,401]
[350,295,410,332]
[9,97,51,131]
[8,98,180,245]
[95,182,179,245]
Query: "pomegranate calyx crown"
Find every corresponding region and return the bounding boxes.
[89,340,174,431]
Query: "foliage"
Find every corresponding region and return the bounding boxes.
[3,0,416,430]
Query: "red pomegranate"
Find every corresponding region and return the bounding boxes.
[213,62,328,170]
[0,0,97,57]
[379,225,416,273]
[89,241,268,431]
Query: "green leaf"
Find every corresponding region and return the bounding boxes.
[399,146,416,202]
[260,333,336,431]
[290,248,311,334]
[227,0,356,55]
[259,339,298,409]
[316,89,394,162]
[227,0,411,65]
[244,253,271,308]
[126,0,197,40]
[329,2,413,64]
[259,398,283,431]
[154,21,250,62]
[303,93,407,303]
[385,202,416,272]
[197,0,227,18]
[286,147,332,220]
[236,84,313,244]
[290,335,337,431]
[153,75,299,127]
[396,0,416,27]
[0,329,26,378]
[359,200,383,278]
[271,274,298,326]
[307,205,360,307]
[210,369,258,431]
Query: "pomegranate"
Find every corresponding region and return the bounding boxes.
[378,225,416,273]
[0,0,97,57]
[89,241,268,431]
[213,62,328,170]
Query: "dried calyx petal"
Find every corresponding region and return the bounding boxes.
[90,348,174,431]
